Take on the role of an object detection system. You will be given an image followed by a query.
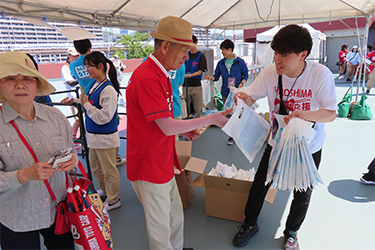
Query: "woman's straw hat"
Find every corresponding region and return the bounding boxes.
[150,16,196,47]
[0,51,55,102]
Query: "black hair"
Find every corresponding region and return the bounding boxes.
[73,39,92,54]
[83,51,120,95]
[220,39,234,51]
[271,25,312,57]
[154,38,177,50]
[341,44,348,51]
[368,45,373,51]
[154,39,163,50]
[192,35,198,44]
[26,53,39,71]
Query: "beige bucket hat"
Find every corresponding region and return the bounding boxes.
[150,16,196,47]
[0,51,55,102]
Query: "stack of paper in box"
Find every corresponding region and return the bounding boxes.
[208,161,256,182]
[191,161,277,222]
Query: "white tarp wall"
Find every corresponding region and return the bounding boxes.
[256,24,326,66]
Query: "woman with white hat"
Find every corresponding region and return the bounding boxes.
[61,47,80,141]
[0,51,77,249]
[112,54,124,84]
[345,45,360,82]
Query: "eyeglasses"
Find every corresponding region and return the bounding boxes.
[0,76,37,84]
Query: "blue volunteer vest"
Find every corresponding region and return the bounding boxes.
[185,51,203,79]
[85,80,118,134]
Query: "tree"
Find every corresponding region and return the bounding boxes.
[115,31,154,59]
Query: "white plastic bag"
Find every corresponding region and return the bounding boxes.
[201,79,211,106]
[222,99,270,163]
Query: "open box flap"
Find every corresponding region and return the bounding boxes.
[184,157,207,174]
[190,173,206,187]
[264,188,277,204]
[176,141,192,156]
[176,141,192,169]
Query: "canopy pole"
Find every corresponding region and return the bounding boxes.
[278,0,281,26]
[205,27,209,48]
[355,13,374,101]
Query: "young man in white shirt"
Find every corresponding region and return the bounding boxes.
[232,24,337,250]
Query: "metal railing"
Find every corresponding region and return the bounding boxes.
[46,87,92,180]
[118,86,127,140]
[44,85,128,180]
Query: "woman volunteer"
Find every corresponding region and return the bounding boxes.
[0,51,77,249]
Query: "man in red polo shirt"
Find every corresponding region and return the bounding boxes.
[126,16,232,250]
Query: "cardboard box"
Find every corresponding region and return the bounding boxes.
[175,141,207,209]
[191,173,277,222]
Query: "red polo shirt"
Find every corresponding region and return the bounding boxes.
[126,56,181,184]
[367,50,375,73]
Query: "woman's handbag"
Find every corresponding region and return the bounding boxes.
[55,199,70,234]
[336,61,343,66]
[338,85,352,118]
[351,87,373,120]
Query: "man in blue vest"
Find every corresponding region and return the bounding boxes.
[184,35,207,118]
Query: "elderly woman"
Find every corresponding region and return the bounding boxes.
[0,52,77,249]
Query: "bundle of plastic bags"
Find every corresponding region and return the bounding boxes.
[208,161,256,182]
[266,115,323,192]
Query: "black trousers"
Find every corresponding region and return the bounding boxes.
[0,222,74,250]
[244,144,322,233]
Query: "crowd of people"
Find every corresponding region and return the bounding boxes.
[337,43,375,93]
[0,15,373,250]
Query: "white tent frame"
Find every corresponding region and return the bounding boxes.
[0,0,374,31]
[1,0,374,100]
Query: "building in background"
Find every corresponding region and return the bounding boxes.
[0,17,107,63]
[1,17,255,66]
